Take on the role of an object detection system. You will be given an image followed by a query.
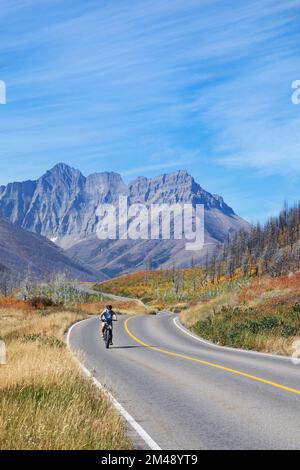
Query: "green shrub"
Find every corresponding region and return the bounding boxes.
[192,303,300,349]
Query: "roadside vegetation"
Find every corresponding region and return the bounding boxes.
[182,275,300,355]
[0,286,133,450]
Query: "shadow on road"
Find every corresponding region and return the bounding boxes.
[112,345,156,349]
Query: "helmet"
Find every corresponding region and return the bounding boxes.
[106,305,113,310]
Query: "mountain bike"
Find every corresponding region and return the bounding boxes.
[103,321,114,349]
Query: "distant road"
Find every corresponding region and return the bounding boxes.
[68,312,300,450]
[79,283,145,305]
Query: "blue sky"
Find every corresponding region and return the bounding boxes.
[1,0,300,223]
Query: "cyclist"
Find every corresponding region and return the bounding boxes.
[100,305,117,344]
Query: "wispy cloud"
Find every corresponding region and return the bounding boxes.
[121,150,199,178]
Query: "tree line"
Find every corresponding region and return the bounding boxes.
[210,202,300,281]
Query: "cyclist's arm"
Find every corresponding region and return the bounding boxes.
[112,311,117,321]
[100,310,106,321]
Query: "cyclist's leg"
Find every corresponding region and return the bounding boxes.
[110,324,113,344]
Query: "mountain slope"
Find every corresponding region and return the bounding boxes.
[0,163,249,277]
[0,217,103,281]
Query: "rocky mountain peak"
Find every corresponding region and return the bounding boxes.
[47,162,79,175]
[41,163,84,188]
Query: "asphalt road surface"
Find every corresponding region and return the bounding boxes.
[68,312,300,450]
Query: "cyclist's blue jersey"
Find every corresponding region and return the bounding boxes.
[103,310,113,322]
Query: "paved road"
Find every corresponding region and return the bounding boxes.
[68,312,300,450]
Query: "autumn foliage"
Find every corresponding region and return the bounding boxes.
[0,298,31,309]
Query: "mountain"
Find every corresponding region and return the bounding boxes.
[0,217,103,281]
[0,163,249,277]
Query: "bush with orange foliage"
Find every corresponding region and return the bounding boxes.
[0,298,31,309]
[239,273,300,306]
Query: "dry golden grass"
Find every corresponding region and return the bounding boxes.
[251,334,293,356]
[0,307,131,450]
[180,293,239,328]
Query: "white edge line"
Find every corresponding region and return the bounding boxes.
[66,319,161,451]
[173,316,292,362]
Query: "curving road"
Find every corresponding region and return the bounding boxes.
[68,312,300,450]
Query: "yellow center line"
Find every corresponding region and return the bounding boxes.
[124,317,300,397]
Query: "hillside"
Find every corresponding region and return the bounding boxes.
[0,217,104,282]
[181,273,300,356]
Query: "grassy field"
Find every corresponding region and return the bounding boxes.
[0,299,131,450]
